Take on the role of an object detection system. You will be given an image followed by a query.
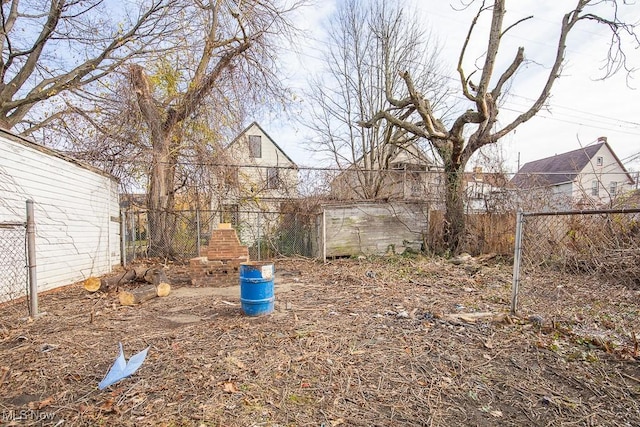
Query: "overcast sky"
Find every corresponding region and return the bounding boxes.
[263,0,640,174]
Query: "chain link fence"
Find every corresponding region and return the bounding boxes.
[122,208,318,264]
[511,208,640,326]
[0,222,28,309]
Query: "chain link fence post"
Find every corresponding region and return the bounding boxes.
[26,199,38,317]
[120,208,127,267]
[510,210,524,315]
[196,208,201,256]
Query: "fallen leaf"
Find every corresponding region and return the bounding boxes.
[38,395,55,409]
[490,410,503,417]
[99,398,115,412]
[222,382,238,393]
[331,419,345,426]
[483,339,494,349]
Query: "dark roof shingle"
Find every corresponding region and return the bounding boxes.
[511,143,605,188]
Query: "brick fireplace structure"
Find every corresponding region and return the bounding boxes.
[189,224,249,287]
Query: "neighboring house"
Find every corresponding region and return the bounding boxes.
[0,128,120,301]
[330,142,443,202]
[212,122,299,245]
[463,166,512,212]
[511,138,635,209]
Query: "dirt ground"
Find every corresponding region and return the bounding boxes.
[1,255,640,426]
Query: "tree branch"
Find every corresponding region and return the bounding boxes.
[457,0,487,102]
[474,0,505,120]
[3,0,63,101]
[491,0,588,141]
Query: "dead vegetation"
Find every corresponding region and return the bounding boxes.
[1,255,640,426]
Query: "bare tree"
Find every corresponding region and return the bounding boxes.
[360,0,639,254]
[0,0,174,134]
[128,0,302,257]
[307,0,450,200]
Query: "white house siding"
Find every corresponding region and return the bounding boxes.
[214,123,299,246]
[575,145,633,204]
[0,130,120,295]
[225,124,298,200]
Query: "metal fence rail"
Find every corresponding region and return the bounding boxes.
[0,222,27,307]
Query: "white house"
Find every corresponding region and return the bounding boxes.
[511,138,635,209]
[463,166,512,213]
[212,122,299,246]
[0,129,120,300]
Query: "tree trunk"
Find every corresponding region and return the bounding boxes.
[147,134,178,258]
[442,164,466,256]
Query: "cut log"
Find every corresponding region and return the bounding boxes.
[84,266,170,293]
[103,269,138,290]
[151,268,169,287]
[84,269,137,293]
[118,283,171,306]
[156,282,171,297]
[83,276,102,292]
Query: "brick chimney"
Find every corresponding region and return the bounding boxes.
[189,224,249,287]
[206,224,249,260]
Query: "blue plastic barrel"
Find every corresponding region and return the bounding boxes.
[239,262,275,316]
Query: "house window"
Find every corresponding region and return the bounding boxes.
[223,166,239,188]
[591,180,599,196]
[409,171,422,195]
[267,168,279,189]
[248,135,261,158]
[221,204,239,226]
[596,156,603,166]
[610,181,617,196]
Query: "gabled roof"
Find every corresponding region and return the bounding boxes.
[227,121,298,168]
[387,143,438,168]
[511,141,633,188]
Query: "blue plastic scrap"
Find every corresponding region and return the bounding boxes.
[98,342,150,390]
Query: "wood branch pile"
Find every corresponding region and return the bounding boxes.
[83,266,171,305]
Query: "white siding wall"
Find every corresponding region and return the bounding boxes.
[575,145,633,205]
[0,131,120,294]
[225,124,298,199]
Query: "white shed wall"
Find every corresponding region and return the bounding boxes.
[0,131,120,294]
